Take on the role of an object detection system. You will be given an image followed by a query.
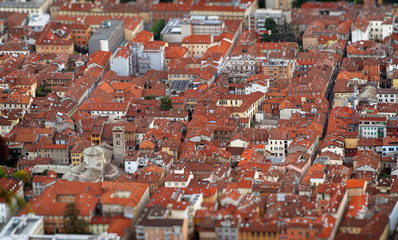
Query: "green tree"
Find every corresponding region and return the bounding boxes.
[7,148,20,168]
[41,169,49,176]
[0,186,28,215]
[64,203,88,234]
[278,20,296,42]
[36,83,51,97]
[0,135,9,165]
[150,19,166,41]
[0,166,6,179]
[262,18,279,42]
[12,170,30,184]
[144,94,157,100]
[160,96,173,111]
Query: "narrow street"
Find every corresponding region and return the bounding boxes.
[322,65,340,139]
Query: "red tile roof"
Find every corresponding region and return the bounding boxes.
[182,35,212,44]
[133,30,154,43]
[346,179,366,189]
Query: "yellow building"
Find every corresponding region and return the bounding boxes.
[231,92,265,120]
[71,151,83,167]
[185,89,201,110]
[90,133,102,145]
[0,94,32,112]
[217,95,246,107]
[161,146,178,162]
[168,68,200,83]
[53,2,150,24]
[124,18,144,41]
[90,217,111,235]
[190,0,257,20]
[393,71,398,88]
[181,35,215,58]
[36,23,75,55]
[0,0,52,14]
[238,222,279,240]
[70,141,93,166]
[0,118,14,137]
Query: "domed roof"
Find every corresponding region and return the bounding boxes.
[83,143,104,156]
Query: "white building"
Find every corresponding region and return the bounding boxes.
[359,115,387,139]
[353,14,395,42]
[125,158,139,174]
[164,166,194,188]
[382,18,394,40]
[376,88,398,103]
[369,19,383,40]
[245,80,269,95]
[320,141,345,157]
[382,140,398,157]
[0,214,120,240]
[352,18,369,43]
[279,107,301,120]
[229,138,249,149]
[0,214,44,238]
[161,16,225,43]
[266,138,292,158]
[248,9,291,33]
[27,13,50,32]
[386,58,398,79]
[131,41,166,76]
[110,46,132,76]
[78,102,129,120]
[223,55,259,81]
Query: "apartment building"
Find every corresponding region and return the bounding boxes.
[136,206,189,240]
[161,16,224,43]
[67,23,90,51]
[262,59,295,87]
[0,0,52,14]
[88,20,124,55]
[190,0,257,20]
[182,35,214,57]
[359,115,387,139]
[130,41,166,75]
[248,9,291,35]
[35,22,74,55]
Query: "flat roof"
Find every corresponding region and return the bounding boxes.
[0,0,47,8]
[90,20,124,40]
